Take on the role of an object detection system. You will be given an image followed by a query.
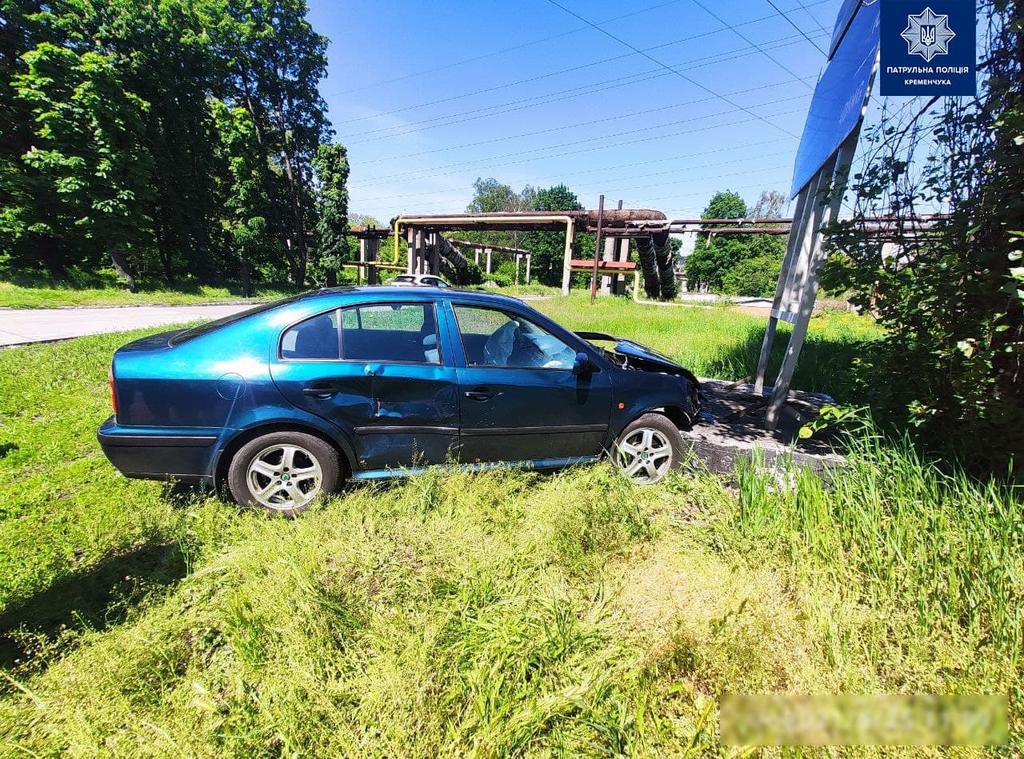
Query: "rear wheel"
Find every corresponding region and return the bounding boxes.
[613,413,684,484]
[227,431,341,516]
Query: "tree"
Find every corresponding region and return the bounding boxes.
[685,190,786,294]
[311,142,349,287]
[825,0,1024,471]
[0,0,336,290]
[702,190,746,220]
[521,183,583,286]
[466,178,536,214]
[210,0,331,286]
[10,43,154,284]
[749,190,786,219]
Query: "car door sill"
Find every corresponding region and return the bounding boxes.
[350,455,602,481]
[460,424,607,437]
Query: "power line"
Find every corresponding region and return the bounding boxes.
[687,0,814,87]
[352,140,794,203]
[389,171,790,214]
[326,0,690,97]
[334,1,831,129]
[791,0,831,35]
[342,32,825,145]
[352,104,806,187]
[358,78,814,165]
[541,0,801,138]
[763,0,828,55]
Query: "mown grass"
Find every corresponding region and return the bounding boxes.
[0,304,1019,754]
[0,281,297,309]
[0,269,299,309]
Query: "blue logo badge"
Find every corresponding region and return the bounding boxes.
[880,0,976,96]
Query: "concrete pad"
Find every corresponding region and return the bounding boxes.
[683,379,845,475]
[0,304,254,346]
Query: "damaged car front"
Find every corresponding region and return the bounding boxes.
[577,331,702,430]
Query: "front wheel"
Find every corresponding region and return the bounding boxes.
[613,413,684,484]
[227,431,341,515]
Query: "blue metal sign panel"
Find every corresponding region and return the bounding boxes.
[790,0,880,198]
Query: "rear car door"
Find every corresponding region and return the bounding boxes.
[270,301,459,471]
[448,302,612,463]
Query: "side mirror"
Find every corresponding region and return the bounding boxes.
[572,351,592,376]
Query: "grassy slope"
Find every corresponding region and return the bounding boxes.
[0,304,1019,754]
[0,281,296,309]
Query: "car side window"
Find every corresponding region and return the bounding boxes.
[453,305,575,369]
[281,311,340,360]
[341,303,440,364]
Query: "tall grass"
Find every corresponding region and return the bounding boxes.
[736,435,1023,656]
[2,307,1020,754]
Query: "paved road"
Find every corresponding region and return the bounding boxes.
[0,303,253,347]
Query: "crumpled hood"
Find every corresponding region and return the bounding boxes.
[576,331,698,384]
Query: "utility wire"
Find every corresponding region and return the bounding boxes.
[353,140,794,202]
[763,0,828,55]
[353,104,806,187]
[343,32,826,145]
[327,0,690,96]
[360,78,813,165]
[352,137,790,198]
[336,3,828,128]
[687,0,814,86]
[791,0,831,35]
[541,0,801,138]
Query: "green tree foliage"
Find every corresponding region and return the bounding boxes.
[10,43,154,284]
[522,184,583,286]
[0,0,345,289]
[685,190,786,295]
[826,1,1024,471]
[311,143,349,286]
[466,177,536,214]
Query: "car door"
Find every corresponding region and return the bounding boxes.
[448,301,612,463]
[270,301,459,471]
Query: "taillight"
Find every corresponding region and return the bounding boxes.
[109,364,118,419]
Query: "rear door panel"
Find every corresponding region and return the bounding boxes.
[270,301,459,471]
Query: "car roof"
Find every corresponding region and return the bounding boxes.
[297,285,523,308]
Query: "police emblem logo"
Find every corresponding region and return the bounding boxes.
[901,7,956,62]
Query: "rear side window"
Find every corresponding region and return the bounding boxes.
[281,311,340,360]
[341,303,440,364]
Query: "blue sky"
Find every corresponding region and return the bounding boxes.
[308,0,846,222]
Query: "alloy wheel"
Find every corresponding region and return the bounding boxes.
[615,427,673,484]
[246,444,323,511]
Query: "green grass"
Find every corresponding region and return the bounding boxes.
[0,281,296,309]
[534,294,881,402]
[0,302,1019,755]
[0,269,299,308]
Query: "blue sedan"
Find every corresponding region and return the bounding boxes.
[98,288,700,514]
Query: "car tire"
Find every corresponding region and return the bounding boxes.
[612,413,685,485]
[227,431,341,516]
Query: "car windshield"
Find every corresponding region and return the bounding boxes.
[394,275,416,283]
[169,294,304,345]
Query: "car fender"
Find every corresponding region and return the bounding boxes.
[211,407,359,482]
[606,371,698,443]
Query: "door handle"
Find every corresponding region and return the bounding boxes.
[302,383,337,398]
[464,388,495,401]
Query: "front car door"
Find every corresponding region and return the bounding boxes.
[446,301,612,464]
[270,300,459,471]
